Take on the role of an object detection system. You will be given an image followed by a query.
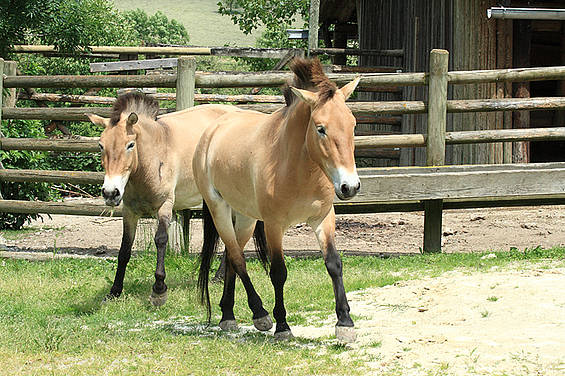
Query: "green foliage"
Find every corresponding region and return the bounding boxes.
[217,0,309,35]
[0,0,133,58]
[41,0,134,53]
[0,0,56,58]
[0,120,57,229]
[122,9,190,45]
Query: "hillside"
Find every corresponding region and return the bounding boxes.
[113,0,265,47]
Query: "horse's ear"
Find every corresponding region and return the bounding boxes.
[290,87,318,106]
[339,76,361,100]
[86,113,110,128]
[126,112,138,135]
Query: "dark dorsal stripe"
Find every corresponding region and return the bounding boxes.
[110,92,160,126]
[282,58,337,107]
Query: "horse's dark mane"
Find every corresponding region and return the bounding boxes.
[282,58,337,108]
[110,92,160,126]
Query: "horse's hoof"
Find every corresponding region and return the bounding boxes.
[219,320,238,331]
[253,315,273,331]
[274,329,294,341]
[335,325,357,343]
[149,290,168,307]
[101,293,119,305]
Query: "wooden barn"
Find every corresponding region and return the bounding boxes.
[316,0,565,166]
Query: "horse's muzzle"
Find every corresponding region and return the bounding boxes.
[336,181,360,200]
[102,187,122,206]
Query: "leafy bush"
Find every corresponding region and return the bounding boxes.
[122,9,189,46]
[0,120,57,229]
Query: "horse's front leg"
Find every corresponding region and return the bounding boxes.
[310,206,356,343]
[264,224,293,340]
[150,199,173,306]
[107,206,139,300]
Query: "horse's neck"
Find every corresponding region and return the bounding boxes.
[130,118,168,180]
[273,102,322,180]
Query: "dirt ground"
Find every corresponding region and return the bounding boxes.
[2,200,565,375]
[2,200,565,256]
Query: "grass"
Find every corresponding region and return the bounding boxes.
[113,0,266,47]
[1,246,564,374]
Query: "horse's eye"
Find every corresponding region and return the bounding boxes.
[98,143,104,151]
[126,141,135,150]
[317,125,327,136]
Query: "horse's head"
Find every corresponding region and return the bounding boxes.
[87,112,139,206]
[290,77,361,200]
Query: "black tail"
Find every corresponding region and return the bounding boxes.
[197,200,219,323]
[253,221,270,273]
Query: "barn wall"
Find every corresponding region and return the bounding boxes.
[450,0,507,165]
[355,0,511,166]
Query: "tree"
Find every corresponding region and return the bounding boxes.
[217,0,309,35]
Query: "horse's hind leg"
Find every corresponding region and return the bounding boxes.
[310,207,356,343]
[211,205,272,331]
[150,200,173,306]
[107,207,139,300]
[218,213,255,330]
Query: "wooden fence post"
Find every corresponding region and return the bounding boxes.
[0,58,5,199]
[176,56,196,253]
[308,0,320,56]
[423,49,449,253]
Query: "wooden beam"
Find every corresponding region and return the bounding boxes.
[308,0,320,55]
[424,49,449,253]
[0,169,103,184]
[90,58,178,73]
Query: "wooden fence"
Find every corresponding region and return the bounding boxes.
[2,50,565,252]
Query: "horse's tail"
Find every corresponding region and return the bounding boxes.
[253,221,270,273]
[198,200,218,323]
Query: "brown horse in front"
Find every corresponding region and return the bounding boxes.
[194,58,361,342]
[87,93,240,305]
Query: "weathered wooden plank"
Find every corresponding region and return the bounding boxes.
[0,138,100,152]
[353,164,565,203]
[0,169,103,184]
[310,48,404,57]
[12,45,212,55]
[90,58,178,73]
[4,72,427,89]
[1,107,174,121]
[18,92,285,104]
[4,74,177,88]
[448,65,565,84]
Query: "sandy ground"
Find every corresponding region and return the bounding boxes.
[2,201,565,375]
[292,264,565,375]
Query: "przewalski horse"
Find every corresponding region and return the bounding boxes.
[87,93,241,306]
[194,58,361,342]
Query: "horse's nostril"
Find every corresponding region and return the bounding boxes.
[341,184,349,196]
[113,188,119,198]
[356,181,361,191]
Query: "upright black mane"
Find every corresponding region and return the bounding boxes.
[282,58,337,107]
[110,92,160,126]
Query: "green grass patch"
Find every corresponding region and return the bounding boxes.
[0,246,564,374]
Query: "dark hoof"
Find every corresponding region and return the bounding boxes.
[102,292,120,305]
[253,314,273,331]
[149,289,168,307]
[335,325,357,343]
[219,320,238,331]
[274,329,294,340]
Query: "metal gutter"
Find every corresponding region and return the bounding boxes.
[487,7,565,20]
